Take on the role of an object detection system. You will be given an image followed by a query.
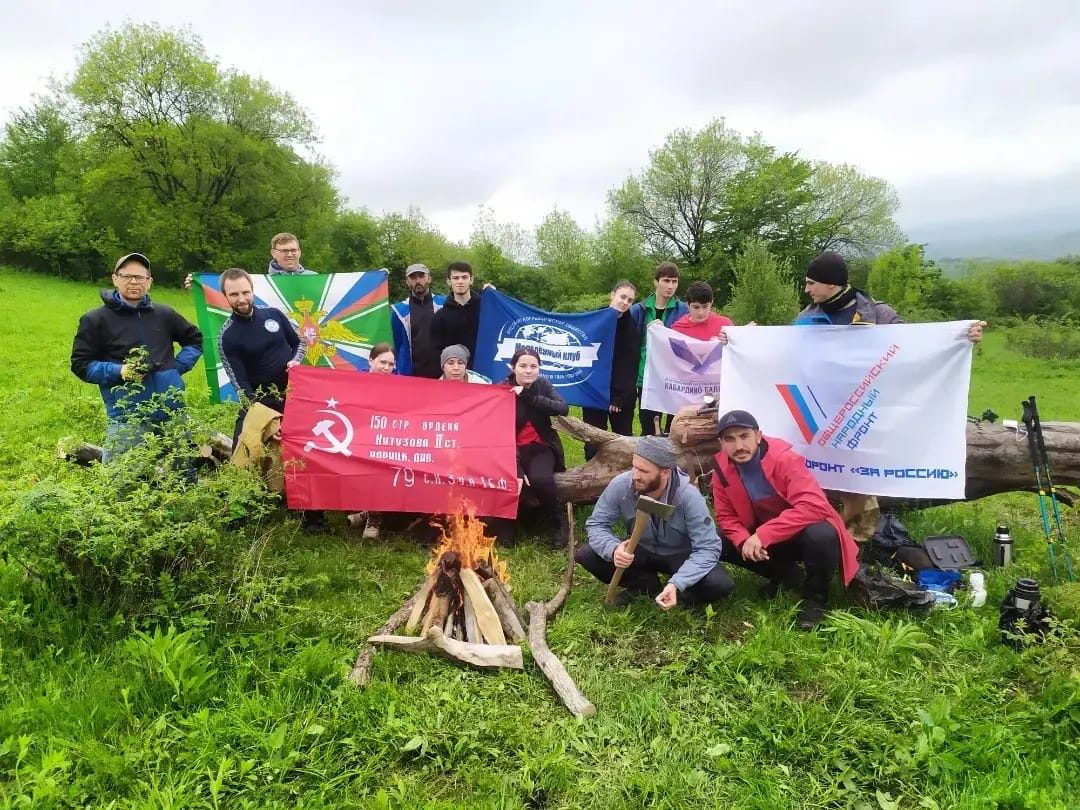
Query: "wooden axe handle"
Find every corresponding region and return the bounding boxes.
[604,509,649,605]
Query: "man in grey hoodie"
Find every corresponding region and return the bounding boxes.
[577,436,733,609]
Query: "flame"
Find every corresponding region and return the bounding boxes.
[426,501,508,582]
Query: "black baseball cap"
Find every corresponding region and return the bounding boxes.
[717,409,760,435]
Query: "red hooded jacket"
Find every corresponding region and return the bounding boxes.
[712,436,859,585]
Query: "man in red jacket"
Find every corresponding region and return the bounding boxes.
[711,409,859,629]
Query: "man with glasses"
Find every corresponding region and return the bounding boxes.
[71,252,203,462]
[182,232,316,289]
[266,232,316,276]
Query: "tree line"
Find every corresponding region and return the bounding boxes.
[1,22,1076,326]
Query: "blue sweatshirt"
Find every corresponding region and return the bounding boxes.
[217,307,304,403]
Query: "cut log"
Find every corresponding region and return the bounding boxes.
[57,440,104,465]
[460,568,507,645]
[421,594,450,636]
[349,593,418,685]
[483,578,527,643]
[462,590,480,643]
[552,414,1080,505]
[369,627,524,671]
[443,611,455,639]
[405,572,438,634]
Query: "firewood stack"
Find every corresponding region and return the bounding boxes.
[368,511,526,671]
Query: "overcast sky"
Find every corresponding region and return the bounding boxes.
[5,0,1080,244]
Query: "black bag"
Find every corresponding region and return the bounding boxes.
[867,513,934,574]
[849,564,936,613]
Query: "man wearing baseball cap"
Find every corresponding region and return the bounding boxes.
[579,435,732,610]
[711,409,859,629]
[71,252,203,462]
[392,263,446,378]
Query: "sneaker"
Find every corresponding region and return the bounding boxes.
[363,513,381,540]
[795,599,827,630]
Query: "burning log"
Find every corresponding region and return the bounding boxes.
[365,510,521,672]
[484,577,526,643]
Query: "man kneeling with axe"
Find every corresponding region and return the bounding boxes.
[577,436,734,609]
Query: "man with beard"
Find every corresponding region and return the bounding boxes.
[392,263,446,378]
[217,268,327,533]
[711,410,859,630]
[576,436,732,609]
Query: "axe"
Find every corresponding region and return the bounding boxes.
[604,494,676,605]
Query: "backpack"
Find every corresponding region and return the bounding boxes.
[867,513,934,574]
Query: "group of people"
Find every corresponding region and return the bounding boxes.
[70,233,986,628]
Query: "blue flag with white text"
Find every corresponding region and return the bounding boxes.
[475,289,617,409]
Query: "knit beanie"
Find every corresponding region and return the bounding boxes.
[634,436,679,470]
[440,344,471,366]
[805,252,848,287]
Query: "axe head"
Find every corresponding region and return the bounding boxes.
[636,494,675,519]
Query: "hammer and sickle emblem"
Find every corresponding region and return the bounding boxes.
[303,409,354,456]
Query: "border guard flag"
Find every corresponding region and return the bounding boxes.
[192,271,392,403]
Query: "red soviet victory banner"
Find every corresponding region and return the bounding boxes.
[281,366,519,518]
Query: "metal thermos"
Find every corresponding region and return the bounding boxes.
[993,525,1013,567]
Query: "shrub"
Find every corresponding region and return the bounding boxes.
[0,406,276,618]
[1006,317,1080,360]
[724,239,800,325]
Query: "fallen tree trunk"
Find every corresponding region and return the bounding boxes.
[553,413,1080,505]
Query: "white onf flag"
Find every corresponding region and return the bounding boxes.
[641,324,724,414]
[717,322,975,498]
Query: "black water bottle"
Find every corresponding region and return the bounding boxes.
[993,525,1013,567]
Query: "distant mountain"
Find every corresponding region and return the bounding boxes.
[908,209,1080,262]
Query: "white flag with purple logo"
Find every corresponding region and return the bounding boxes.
[641,324,724,414]
[717,322,975,498]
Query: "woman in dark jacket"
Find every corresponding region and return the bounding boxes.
[504,347,569,546]
[581,280,638,459]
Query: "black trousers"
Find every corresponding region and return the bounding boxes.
[518,442,560,519]
[575,543,734,606]
[721,521,841,604]
[637,388,672,436]
[581,406,635,460]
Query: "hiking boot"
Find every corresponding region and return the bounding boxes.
[758,569,804,600]
[795,599,827,630]
[363,513,381,540]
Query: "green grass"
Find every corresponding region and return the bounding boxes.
[2,266,1080,809]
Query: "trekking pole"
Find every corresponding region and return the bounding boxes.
[1021,399,1059,580]
[1027,396,1076,581]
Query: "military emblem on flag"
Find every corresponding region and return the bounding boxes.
[192,271,392,403]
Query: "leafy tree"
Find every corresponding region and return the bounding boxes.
[19,22,342,282]
[376,207,461,301]
[868,243,936,316]
[589,216,653,296]
[535,209,593,299]
[724,239,800,325]
[609,118,746,265]
[802,162,904,256]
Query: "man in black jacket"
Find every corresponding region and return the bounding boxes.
[71,252,203,462]
[431,261,483,367]
[216,268,306,444]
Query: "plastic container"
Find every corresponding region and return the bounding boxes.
[969,572,987,608]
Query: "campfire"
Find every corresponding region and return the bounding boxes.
[366,509,526,670]
[352,504,597,718]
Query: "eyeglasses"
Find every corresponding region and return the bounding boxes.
[274,248,300,254]
[116,273,150,282]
